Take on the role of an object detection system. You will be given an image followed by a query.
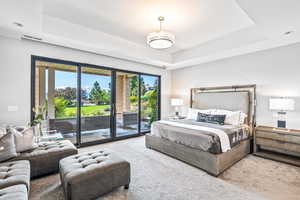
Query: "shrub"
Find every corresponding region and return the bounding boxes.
[54,98,68,118]
[130,96,138,103]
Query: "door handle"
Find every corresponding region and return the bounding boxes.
[112,104,115,116]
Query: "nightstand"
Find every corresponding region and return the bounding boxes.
[254,126,300,166]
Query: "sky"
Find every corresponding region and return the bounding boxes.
[55,71,157,93]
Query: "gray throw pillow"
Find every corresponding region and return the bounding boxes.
[0,127,6,138]
[0,132,17,162]
[10,127,37,153]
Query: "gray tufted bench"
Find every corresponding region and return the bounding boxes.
[0,160,30,191]
[11,140,78,178]
[59,149,130,200]
[0,185,28,200]
[0,160,30,200]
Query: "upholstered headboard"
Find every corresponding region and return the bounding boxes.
[192,91,250,115]
[190,85,256,126]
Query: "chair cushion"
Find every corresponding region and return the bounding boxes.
[0,184,27,200]
[11,140,78,178]
[0,160,30,191]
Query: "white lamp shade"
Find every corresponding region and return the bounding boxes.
[269,98,295,111]
[171,98,183,106]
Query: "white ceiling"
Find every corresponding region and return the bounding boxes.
[1,0,300,69]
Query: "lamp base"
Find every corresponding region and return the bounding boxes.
[175,111,179,116]
[277,120,286,128]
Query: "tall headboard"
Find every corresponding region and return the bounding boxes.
[190,85,256,128]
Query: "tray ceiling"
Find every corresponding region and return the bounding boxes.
[0,0,300,69]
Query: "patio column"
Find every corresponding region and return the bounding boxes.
[37,67,46,107]
[48,68,55,119]
[116,75,123,113]
[123,76,130,112]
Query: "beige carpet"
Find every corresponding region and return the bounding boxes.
[30,136,300,200]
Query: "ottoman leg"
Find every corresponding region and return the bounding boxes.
[124,184,129,189]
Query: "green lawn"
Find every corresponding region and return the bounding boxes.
[57,105,111,118]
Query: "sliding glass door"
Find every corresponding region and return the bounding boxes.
[32,56,160,146]
[33,60,78,144]
[115,72,139,137]
[80,67,112,144]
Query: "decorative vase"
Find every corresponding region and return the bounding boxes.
[33,124,42,143]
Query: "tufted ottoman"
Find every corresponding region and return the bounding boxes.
[59,149,130,200]
[13,140,78,178]
[0,160,30,191]
[0,185,28,200]
[11,140,78,178]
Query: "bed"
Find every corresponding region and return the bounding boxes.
[145,85,256,176]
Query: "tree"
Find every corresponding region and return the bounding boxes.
[89,81,110,105]
[146,87,158,125]
[55,87,76,100]
[130,76,138,96]
[89,81,102,105]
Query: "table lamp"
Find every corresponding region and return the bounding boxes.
[171,98,183,116]
[269,98,295,128]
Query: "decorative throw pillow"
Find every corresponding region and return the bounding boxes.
[196,112,226,125]
[0,132,17,162]
[10,127,37,153]
[0,127,6,138]
[239,112,248,124]
[213,109,247,126]
[187,108,214,120]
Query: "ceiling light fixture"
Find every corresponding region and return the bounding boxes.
[147,16,175,49]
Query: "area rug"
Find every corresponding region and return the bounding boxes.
[30,136,300,200]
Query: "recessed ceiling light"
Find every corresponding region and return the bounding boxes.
[13,22,23,28]
[284,31,294,35]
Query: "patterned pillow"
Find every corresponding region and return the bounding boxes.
[196,112,226,125]
[0,132,17,162]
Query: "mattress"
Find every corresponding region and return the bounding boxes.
[150,119,250,154]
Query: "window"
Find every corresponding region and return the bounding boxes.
[32,56,161,146]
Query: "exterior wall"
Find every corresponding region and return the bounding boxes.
[0,36,171,125]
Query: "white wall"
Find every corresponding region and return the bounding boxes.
[0,36,171,125]
[171,43,300,129]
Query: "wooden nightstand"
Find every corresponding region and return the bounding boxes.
[254,126,300,166]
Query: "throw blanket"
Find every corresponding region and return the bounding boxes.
[155,120,230,152]
[150,119,249,154]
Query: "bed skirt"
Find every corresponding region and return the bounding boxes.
[145,134,250,176]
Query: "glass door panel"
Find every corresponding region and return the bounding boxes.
[115,72,139,137]
[140,75,159,132]
[34,61,78,143]
[80,67,112,143]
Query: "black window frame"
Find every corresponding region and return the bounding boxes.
[30,55,161,147]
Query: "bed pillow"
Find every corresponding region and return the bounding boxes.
[187,108,214,120]
[0,132,17,162]
[196,112,226,125]
[239,112,248,124]
[9,127,37,153]
[213,109,247,126]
